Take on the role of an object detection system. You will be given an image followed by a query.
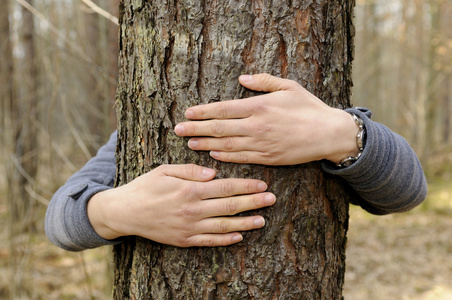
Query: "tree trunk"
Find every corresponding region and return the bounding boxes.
[5,1,40,298]
[0,0,15,151]
[8,0,39,234]
[114,0,355,299]
[82,0,119,147]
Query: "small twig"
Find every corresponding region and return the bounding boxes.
[10,154,36,186]
[24,185,50,206]
[79,252,96,300]
[61,95,92,161]
[80,0,119,25]
[14,0,91,62]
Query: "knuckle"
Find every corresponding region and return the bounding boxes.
[155,164,168,173]
[236,152,249,164]
[252,100,268,113]
[219,181,234,196]
[183,123,195,135]
[179,183,197,199]
[217,220,229,233]
[193,107,204,118]
[225,198,239,215]
[253,122,271,134]
[222,137,234,150]
[252,194,263,208]
[210,121,225,136]
[175,237,191,247]
[258,143,281,163]
[260,151,279,165]
[287,78,299,87]
[202,237,217,247]
[238,180,253,194]
[217,103,229,119]
[244,180,256,192]
[184,164,198,177]
[244,218,254,230]
[260,73,273,85]
[176,224,197,242]
[177,204,200,218]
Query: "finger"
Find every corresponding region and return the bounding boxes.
[184,99,254,121]
[197,178,268,200]
[157,164,216,181]
[239,73,297,93]
[195,215,266,235]
[175,119,246,137]
[187,136,255,152]
[209,150,274,165]
[199,192,276,218]
[180,232,244,247]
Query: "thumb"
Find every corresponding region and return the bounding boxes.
[239,73,295,93]
[157,164,216,182]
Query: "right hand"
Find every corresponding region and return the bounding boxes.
[175,73,359,166]
[87,164,276,247]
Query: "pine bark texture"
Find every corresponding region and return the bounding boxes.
[114,0,355,299]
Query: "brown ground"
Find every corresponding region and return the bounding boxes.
[344,207,452,300]
[1,190,451,299]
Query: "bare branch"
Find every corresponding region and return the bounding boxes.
[81,0,119,26]
[14,0,91,62]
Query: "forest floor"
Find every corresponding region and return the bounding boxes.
[1,182,451,300]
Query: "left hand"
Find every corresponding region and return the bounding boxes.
[175,73,359,166]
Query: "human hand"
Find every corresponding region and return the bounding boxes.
[87,164,275,247]
[175,73,359,165]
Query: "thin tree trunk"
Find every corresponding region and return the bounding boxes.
[9,0,39,233]
[0,0,15,150]
[6,1,39,298]
[114,0,355,298]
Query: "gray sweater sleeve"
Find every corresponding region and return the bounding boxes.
[45,108,427,251]
[45,131,122,251]
[322,108,427,215]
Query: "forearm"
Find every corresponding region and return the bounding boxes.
[45,132,122,251]
[322,108,427,214]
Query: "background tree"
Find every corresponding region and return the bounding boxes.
[0,1,15,163]
[11,0,38,233]
[114,0,354,298]
[0,0,120,298]
[1,0,452,299]
[0,0,15,147]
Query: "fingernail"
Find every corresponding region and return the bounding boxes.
[232,234,243,243]
[174,124,184,135]
[265,194,276,205]
[202,168,215,177]
[258,182,267,191]
[188,139,198,149]
[240,74,253,82]
[186,109,194,119]
[254,217,265,227]
[210,151,220,158]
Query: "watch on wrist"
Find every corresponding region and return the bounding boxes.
[336,113,366,168]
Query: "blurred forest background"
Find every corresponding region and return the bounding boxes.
[0,0,451,299]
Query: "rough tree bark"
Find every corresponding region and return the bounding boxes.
[114,0,355,299]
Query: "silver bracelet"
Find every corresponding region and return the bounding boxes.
[337,114,365,168]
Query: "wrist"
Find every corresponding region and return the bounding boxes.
[326,110,363,165]
[336,113,365,167]
[87,188,124,240]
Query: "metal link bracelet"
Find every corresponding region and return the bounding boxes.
[336,114,365,168]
